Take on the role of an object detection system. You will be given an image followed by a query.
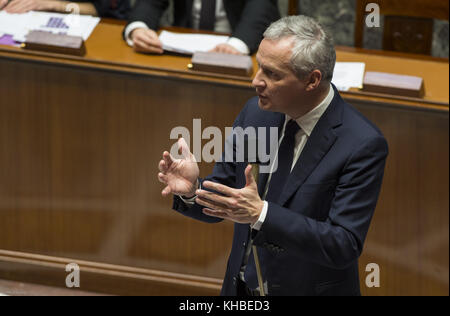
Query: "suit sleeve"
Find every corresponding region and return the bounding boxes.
[254,136,389,269]
[231,0,280,54]
[126,0,169,30]
[172,101,254,224]
[80,0,129,19]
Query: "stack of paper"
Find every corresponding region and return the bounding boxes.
[332,62,366,91]
[159,30,230,55]
[0,11,100,43]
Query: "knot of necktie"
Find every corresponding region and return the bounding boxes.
[284,119,300,138]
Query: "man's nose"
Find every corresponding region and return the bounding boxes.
[252,69,265,90]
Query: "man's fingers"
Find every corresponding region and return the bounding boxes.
[139,30,162,47]
[196,190,234,209]
[158,160,168,173]
[210,44,242,55]
[196,196,231,213]
[0,0,8,10]
[134,30,162,47]
[136,35,162,50]
[158,172,168,184]
[202,181,236,197]
[133,39,164,54]
[202,208,228,219]
[161,185,172,197]
[136,44,163,55]
[163,151,174,168]
[3,0,18,10]
[4,1,31,13]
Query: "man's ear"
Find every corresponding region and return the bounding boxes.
[305,70,322,91]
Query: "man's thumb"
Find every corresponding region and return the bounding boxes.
[245,164,257,187]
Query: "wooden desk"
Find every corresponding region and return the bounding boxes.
[0,20,448,296]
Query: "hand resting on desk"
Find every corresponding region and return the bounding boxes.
[131,27,164,54]
[131,27,244,55]
[1,0,53,12]
[1,0,98,15]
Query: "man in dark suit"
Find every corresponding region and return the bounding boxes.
[158,15,389,296]
[124,0,280,55]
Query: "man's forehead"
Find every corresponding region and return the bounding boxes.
[256,38,294,68]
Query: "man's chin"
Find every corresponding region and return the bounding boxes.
[258,97,272,111]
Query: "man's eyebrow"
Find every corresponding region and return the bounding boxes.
[256,56,279,73]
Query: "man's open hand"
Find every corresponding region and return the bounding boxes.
[196,165,263,225]
[158,138,200,198]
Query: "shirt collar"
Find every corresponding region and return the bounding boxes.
[286,84,334,137]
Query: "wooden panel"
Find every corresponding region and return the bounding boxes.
[383,16,434,55]
[351,99,449,296]
[0,250,222,296]
[0,58,254,281]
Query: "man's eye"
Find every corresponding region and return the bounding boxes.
[264,69,274,77]
[267,70,281,80]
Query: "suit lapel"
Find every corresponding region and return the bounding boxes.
[278,90,344,206]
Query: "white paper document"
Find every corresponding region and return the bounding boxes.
[332,62,366,91]
[159,30,230,55]
[0,11,100,42]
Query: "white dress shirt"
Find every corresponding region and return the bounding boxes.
[124,0,250,54]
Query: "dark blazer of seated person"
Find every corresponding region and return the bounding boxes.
[124,0,280,55]
[76,0,130,19]
[0,0,130,19]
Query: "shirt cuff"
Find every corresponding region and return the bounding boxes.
[251,201,268,231]
[178,181,201,206]
[124,21,150,47]
[226,37,250,55]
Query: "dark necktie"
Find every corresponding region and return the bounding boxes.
[244,120,300,291]
[199,0,216,31]
[265,120,300,203]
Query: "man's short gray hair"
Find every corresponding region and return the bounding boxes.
[263,15,336,83]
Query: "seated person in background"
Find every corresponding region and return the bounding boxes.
[0,0,130,20]
[124,0,280,55]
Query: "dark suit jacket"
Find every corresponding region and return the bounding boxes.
[75,0,130,19]
[127,0,280,54]
[173,85,389,296]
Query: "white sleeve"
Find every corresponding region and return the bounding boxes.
[226,37,250,55]
[251,201,268,231]
[123,21,150,47]
[177,181,201,206]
